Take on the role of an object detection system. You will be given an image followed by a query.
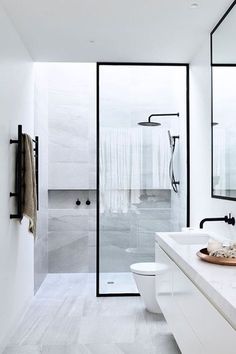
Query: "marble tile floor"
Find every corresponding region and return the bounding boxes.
[3,274,181,354]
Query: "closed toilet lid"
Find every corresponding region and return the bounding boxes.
[130,262,168,276]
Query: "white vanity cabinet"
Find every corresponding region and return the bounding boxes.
[155,242,236,354]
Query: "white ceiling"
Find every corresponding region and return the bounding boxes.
[1,0,232,62]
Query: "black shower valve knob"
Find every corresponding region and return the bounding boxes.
[76,199,81,206]
[86,200,91,206]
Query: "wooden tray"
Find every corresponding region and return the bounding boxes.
[197,248,236,266]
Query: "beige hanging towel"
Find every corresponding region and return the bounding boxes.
[21,134,37,236]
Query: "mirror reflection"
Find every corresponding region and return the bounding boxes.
[212,2,236,199]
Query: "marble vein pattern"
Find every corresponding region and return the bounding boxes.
[3,274,181,354]
[48,189,179,276]
[47,63,96,190]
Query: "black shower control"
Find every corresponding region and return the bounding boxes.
[76,199,81,206]
[86,200,91,206]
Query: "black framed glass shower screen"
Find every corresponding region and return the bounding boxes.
[96,63,190,296]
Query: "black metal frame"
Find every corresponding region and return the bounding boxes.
[96,62,190,297]
[10,125,39,219]
[210,0,236,201]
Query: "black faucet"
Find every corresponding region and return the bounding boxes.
[199,213,235,229]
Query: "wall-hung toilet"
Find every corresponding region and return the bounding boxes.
[130,262,167,314]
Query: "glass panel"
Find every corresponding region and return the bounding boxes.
[98,65,187,294]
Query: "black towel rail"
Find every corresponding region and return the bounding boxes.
[10,125,39,219]
[34,136,39,210]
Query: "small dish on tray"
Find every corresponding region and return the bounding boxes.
[197,248,236,266]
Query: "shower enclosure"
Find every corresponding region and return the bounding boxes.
[97,63,189,296]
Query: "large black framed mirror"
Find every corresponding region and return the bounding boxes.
[211,0,236,200]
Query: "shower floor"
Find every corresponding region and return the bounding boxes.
[99,272,138,294]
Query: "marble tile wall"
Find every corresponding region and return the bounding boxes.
[48,189,176,275]
[47,63,96,190]
[48,190,96,273]
[46,64,97,274]
[45,64,186,279]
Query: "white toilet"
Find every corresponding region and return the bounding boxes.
[130,262,167,314]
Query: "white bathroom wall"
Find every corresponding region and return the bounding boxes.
[190,40,236,240]
[0,4,34,348]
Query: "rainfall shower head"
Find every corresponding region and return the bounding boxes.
[138,121,161,127]
[138,113,179,127]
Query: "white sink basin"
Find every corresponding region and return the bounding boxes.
[168,233,209,245]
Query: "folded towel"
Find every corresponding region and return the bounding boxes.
[21,134,37,236]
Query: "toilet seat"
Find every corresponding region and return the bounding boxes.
[130,262,167,276]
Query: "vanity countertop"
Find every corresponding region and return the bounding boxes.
[155,231,236,330]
